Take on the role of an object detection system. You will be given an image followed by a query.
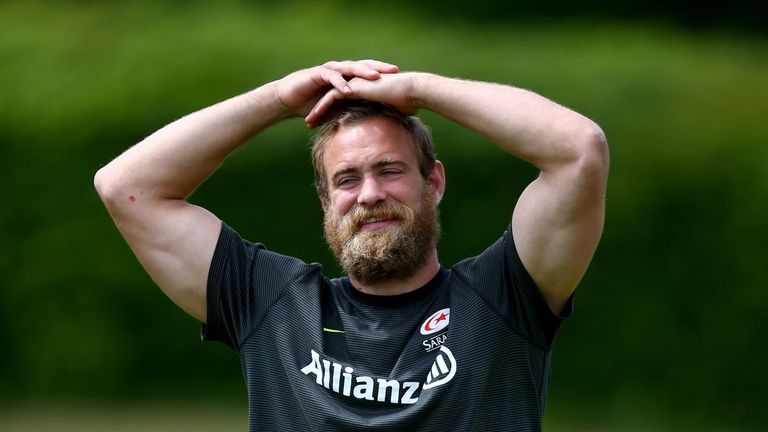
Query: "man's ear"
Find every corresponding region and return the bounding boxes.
[428,160,446,203]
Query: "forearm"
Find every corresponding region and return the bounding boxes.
[95,81,288,201]
[409,73,606,171]
[405,74,608,312]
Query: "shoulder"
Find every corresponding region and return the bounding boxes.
[450,226,513,280]
[208,222,327,316]
[213,223,321,280]
[448,226,569,347]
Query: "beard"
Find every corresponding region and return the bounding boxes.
[323,188,440,286]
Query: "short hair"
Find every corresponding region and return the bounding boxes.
[311,100,436,202]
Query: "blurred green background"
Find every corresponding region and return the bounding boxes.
[2,0,766,430]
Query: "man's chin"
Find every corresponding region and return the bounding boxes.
[345,255,422,286]
[346,231,399,258]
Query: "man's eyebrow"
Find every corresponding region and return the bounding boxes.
[331,167,358,183]
[372,159,408,170]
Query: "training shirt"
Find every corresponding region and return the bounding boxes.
[202,223,570,431]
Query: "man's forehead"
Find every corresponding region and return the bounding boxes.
[324,118,417,171]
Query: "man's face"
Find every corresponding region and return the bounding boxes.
[322,116,444,285]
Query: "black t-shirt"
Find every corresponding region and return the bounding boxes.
[203,223,571,431]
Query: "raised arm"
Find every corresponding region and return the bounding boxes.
[312,72,608,314]
[94,60,399,322]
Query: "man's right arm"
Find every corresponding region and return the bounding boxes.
[94,60,398,323]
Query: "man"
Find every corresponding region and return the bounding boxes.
[95,59,608,431]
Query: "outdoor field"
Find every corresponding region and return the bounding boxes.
[0,402,694,432]
[1,1,765,430]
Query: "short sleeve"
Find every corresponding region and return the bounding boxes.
[504,227,572,347]
[201,223,314,350]
[455,224,572,349]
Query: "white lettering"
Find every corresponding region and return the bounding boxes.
[301,348,456,405]
[423,333,448,352]
[300,350,323,385]
[376,378,400,403]
[353,376,375,400]
[342,366,353,396]
[401,382,420,404]
[322,359,331,388]
[331,363,342,392]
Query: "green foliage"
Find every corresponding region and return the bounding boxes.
[1,1,766,430]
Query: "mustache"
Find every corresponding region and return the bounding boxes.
[347,202,411,227]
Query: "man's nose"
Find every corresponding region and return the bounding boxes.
[357,175,387,207]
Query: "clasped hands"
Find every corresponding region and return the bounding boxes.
[275,60,418,128]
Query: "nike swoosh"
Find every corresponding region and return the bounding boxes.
[322,327,345,334]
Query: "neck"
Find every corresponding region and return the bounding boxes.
[348,249,440,296]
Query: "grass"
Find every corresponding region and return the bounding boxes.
[0,406,630,432]
[0,401,735,432]
[0,401,247,432]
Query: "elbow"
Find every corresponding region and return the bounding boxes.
[94,166,109,200]
[574,122,610,182]
[94,167,107,196]
[94,164,125,205]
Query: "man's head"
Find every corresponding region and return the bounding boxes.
[311,101,445,285]
[312,101,437,204]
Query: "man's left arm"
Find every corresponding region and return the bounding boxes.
[311,72,609,315]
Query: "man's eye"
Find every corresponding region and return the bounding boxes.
[337,177,359,187]
[381,170,401,177]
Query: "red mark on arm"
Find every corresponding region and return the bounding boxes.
[128,195,136,202]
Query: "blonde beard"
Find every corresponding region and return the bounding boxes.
[323,189,439,285]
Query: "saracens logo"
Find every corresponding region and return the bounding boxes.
[420,308,450,335]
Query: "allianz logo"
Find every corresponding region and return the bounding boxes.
[300,346,457,405]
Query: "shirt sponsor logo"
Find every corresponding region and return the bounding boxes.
[423,346,457,389]
[300,346,457,405]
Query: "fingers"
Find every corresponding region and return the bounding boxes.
[319,67,354,96]
[323,59,398,76]
[319,60,398,94]
[304,60,399,127]
[305,88,345,128]
[359,59,399,74]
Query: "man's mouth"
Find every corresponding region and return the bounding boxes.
[357,217,399,231]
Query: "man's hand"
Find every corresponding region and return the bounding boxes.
[275,60,399,125]
[305,72,421,127]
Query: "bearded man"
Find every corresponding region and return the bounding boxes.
[95,60,608,431]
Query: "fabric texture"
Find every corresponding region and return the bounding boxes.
[202,222,571,431]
